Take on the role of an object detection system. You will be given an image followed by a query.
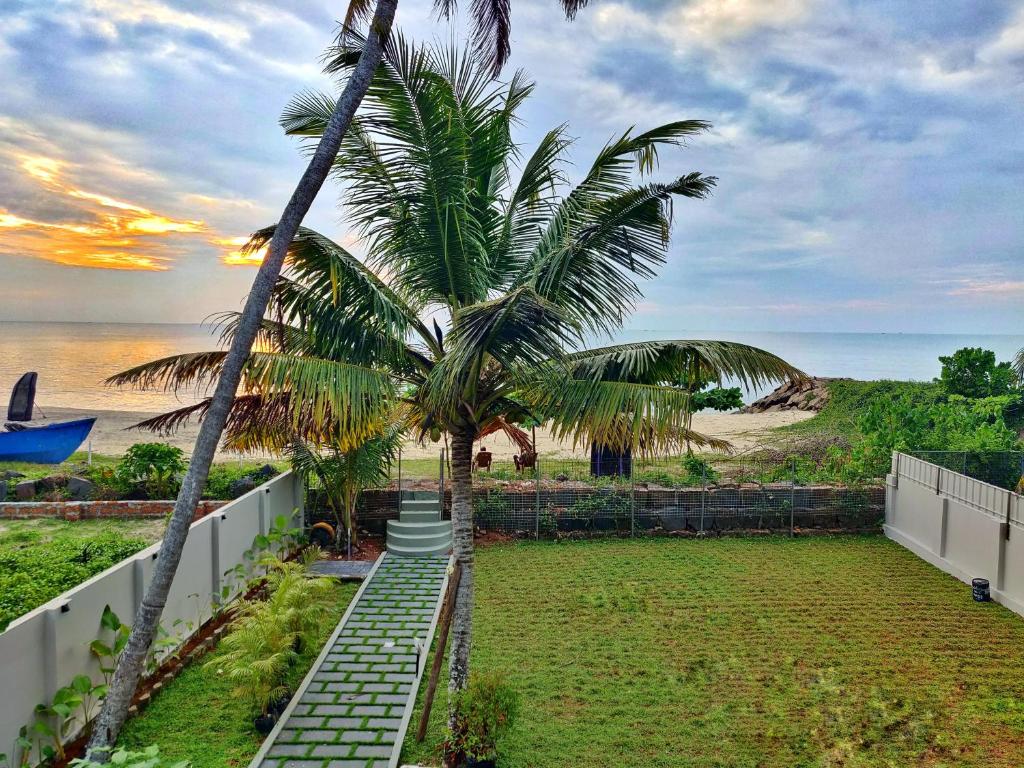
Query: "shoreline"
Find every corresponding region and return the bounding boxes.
[38,405,815,460]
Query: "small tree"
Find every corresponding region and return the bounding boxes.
[287,428,400,556]
[938,347,1016,398]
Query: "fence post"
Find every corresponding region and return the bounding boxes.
[699,462,707,533]
[397,444,403,512]
[535,457,541,540]
[790,457,797,537]
[438,447,445,515]
[630,467,636,538]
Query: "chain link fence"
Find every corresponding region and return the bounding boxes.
[907,451,1024,492]
[333,451,884,538]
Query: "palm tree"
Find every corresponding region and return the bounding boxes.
[111,39,803,703]
[1015,347,1024,386]
[88,4,599,755]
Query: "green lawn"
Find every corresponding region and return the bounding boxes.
[0,519,164,630]
[404,536,1024,767]
[119,580,360,768]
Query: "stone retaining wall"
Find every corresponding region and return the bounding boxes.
[0,499,226,521]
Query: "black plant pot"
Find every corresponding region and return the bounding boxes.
[270,692,292,716]
[254,713,276,735]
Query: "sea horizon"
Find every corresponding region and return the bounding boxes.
[1,320,1022,414]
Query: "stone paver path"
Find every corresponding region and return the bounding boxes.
[251,554,450,768]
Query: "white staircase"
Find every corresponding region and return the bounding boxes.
[386,495,453,557]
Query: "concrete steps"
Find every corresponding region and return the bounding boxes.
[387,495,453,557]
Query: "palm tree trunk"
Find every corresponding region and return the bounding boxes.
[85,1,399,756]
[448,428,475,700]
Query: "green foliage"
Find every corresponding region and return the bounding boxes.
[0,530,148,631]
[209,549,334,717]
[682,454,718,484]
[445,671,520,763]
[938,347,1016,398]
[785,379,943,441]
[119,581,356,768]
[474,490,513,529]
[826,393,1021,483]
[69,745,189,767]
[690,386,744,413]
[115,443,187,498]
[289,430,400,546]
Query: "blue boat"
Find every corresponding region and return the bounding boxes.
[0,418,97,463]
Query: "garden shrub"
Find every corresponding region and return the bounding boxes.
[69,745,190,767]
[444,671,520,766]
[115,443,187,499]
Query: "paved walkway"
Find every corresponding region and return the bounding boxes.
[250,554,451,768]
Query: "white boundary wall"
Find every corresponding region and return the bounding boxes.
[885,452,1024,616]
[0,471,304,757]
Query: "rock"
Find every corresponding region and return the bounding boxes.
[0,470,25,481]
[15,480,36,500]
[34,475,68,492]
[739,377,840,414]
[67,476,97,500]
[228,477,257,499]
[250,464,279,482]
[0,483,6,502]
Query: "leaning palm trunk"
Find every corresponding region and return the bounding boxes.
[448,428,475,702]
[84,0,399,756]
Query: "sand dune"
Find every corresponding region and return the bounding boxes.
[39,405,814,461]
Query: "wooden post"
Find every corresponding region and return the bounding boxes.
[416,563,462,741]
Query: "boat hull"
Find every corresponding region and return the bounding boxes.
[0,418,97,464]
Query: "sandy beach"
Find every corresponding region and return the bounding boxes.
[40,405,814,460]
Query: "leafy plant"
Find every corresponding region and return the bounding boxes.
[91,605,131,687]
[938,347,1016,399]
[69,745,189,767]
[683,454,718,485]
[115,443,187,499]
[288,429,399,551]
[444,671,520,765]
[210,547,332,719]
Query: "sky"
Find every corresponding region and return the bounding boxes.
[0,0,1021,334]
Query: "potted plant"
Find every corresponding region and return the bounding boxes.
[444,671,519,768]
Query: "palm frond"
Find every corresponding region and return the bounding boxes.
[566,340,803,391]
[526,173,717,335]
[522,374,730,454]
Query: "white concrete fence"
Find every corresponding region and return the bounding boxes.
[885,452,1024,616]
[0,471,304,760]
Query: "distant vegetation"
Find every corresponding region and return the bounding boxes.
[783,347,1023,484]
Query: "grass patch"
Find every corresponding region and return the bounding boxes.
[782,379,940,441]
[118,579,359,768]
[0,519,161,630]
[404,537,1024,767]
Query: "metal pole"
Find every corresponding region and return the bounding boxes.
[535,457,541,539]
[699,463,707,533]
[397,444,402,512]
[439,447,446,516]
[630,462,636,537]
[790,457,796,538]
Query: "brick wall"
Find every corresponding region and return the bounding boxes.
[0,499,226,522]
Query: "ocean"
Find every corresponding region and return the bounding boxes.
[1,321,1022,413]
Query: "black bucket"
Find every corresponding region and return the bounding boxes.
[972,578,990,603]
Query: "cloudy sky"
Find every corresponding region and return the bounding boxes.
[0,0,1021,334]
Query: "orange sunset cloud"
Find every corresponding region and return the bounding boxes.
[0,148,266,271]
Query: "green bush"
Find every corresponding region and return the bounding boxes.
[115,443,187,498]
[0,531,148,630]
[938,347,1016,398]
[444,671,520,764]
[203,465,257,500]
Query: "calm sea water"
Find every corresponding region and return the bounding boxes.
[0,322,1021,413]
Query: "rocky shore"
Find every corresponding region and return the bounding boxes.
[739,377,839,413]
